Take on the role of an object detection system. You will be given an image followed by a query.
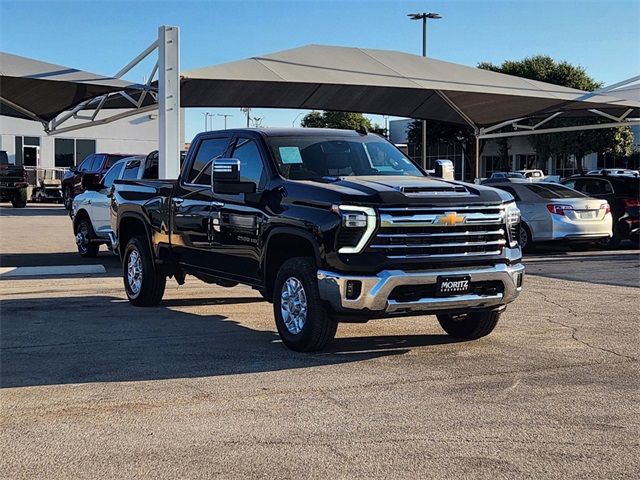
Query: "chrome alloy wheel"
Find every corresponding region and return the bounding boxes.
[519,225,529,249]
[76,223,89,253]
[280,277,308,335]
[127,249,143,296]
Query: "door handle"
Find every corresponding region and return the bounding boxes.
[212,201,225,208]
[173,197,184,205]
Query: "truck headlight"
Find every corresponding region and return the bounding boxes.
[332,205,377,254]
[505,203,521,248]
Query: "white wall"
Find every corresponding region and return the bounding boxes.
[0,109,162,167]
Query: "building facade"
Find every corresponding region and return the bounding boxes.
[0,109,185,171]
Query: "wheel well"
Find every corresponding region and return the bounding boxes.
[118,216,149,258]
[264,233,317,300]
[73,209,91,232]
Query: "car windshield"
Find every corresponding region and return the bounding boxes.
[266,135,423,180]
[525,183,586,199]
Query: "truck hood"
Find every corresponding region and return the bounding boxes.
[290,175,511,206]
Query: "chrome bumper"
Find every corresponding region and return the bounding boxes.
[317,263,525,314]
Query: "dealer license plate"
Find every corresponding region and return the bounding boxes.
[436,275,471,296]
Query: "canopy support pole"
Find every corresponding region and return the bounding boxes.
[158,25,181,179]
[474,132,480,182]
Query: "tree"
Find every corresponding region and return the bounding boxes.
[301,111,385,135]
[478,55,633,171]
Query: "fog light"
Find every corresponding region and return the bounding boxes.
[516,272,524,288]
[345,280,362,300]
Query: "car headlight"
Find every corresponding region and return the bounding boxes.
[332,205,377,254]
[505,203,521,248]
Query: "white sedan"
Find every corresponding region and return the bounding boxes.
[71,155,152,257]
[485,181,612,251]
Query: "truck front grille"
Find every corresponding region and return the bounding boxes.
[369,206,507,259]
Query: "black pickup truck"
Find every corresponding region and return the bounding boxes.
[0,150,28,208]
[112,128,524,351]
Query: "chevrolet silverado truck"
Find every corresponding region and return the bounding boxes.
[0,150,28,208]
[112,128,524,351]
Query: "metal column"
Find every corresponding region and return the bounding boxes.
[158,25,181,179]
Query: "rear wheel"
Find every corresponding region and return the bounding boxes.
[63,186,72,210]
[75,218,100,257]
[123,235,166,307]
[11,188,27,208]
[273,257,338,352]
[437,309,503,339]
[595,224,622,249]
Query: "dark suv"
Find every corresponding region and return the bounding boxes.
[562,174,640,247]
[62,153,134,209]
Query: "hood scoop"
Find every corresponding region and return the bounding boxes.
[396,184,469,196]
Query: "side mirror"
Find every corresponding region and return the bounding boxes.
[82,173,103,192]
[211,158,256,195]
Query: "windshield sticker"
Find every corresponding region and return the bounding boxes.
[279,146,303,164]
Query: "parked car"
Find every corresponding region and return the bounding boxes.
[484,181,612,251]
[482,172,526,184]
[515,169,546,181]
[586,169,639,177]
[62,153,136,210]
[561,175,639,247]
[0,150,28,208]
[71,154,154,256]
[112,128,525,352]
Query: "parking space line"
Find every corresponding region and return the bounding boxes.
[0,265,107,277]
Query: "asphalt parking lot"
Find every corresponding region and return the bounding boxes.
[1,204,639,479]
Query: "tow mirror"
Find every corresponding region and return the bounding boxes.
[434,159,455,181]
[81,173,103,192]
[211,158,256,195]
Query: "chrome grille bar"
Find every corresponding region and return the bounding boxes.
[380,212,504,227]
[370,240,506,249]
[386,250,503,259]
[377,229,505,238]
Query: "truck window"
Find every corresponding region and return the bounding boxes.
[77,155,94,172]
[231,138,265,187]
[187,137,229,185]
[102,162,125,189]
[122,160,141,180]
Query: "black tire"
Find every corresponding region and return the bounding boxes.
[437,308,503,340]
[519,223,535,253]
[11,188,27,208]
[63,186,72,210]
[595,223,622,250]
[123,235,166,307]
[273,257,338,352]
[75,218,100,257]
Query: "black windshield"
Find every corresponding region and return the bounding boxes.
[266,135,423,180]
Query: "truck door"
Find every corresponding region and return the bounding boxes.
[210,135,267,283]
[171,135,231,269]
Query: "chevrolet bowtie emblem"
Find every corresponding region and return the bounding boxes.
[437,212,466,226]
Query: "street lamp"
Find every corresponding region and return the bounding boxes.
[217,113,232,129]
[408,12,442,169]
[202,112,213,131]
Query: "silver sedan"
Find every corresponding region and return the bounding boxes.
[485,181,613,251]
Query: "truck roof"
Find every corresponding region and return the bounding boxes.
[204,127,376,138]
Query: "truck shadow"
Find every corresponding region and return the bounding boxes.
[0,205,66,217]
[0,295,462,388]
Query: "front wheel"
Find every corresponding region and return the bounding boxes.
[123,235,166,307]
[437,308,503,339]
[11,189,27,208]
[273,257,338,352]
[519,223,535,253]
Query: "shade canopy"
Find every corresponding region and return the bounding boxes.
[0,51,144,123]
[181,44,639,129]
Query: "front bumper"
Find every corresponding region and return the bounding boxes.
[318,263,525,315]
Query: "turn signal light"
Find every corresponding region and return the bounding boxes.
[546,204,573,216]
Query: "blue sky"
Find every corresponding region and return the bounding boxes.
[1,0,638,141]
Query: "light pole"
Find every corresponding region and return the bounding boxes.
[292,112,304,127]
[217,113,232,129]
[202,112,213,131]
[408,12,441,169]
[241,107,251,127]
